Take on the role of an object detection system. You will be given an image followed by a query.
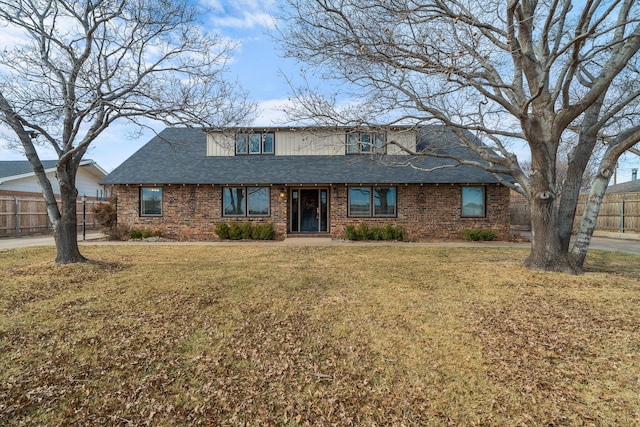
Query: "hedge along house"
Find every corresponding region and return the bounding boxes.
[101,126,511,240]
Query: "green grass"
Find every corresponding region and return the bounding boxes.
[1,245,639,425]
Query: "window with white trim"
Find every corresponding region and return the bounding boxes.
[346,132,386,154]
[235,132,275,155]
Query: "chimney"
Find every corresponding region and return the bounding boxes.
[632,168,638,181]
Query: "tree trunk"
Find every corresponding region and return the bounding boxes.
[524,192,581,274]
[571,162,615,268]
[54,163,87,264]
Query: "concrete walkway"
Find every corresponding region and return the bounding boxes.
[1,232,639,254]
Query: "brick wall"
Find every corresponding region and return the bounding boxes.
[114,183,511,240]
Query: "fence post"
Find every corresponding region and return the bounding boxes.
[621,199,625,233]
[14,196,19,236]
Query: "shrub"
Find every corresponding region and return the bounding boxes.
[345,223,403,241]
[130,229,142,239]
[251,222,275,240]
[141,229,152,239]
[228,222,243,240]
[93,196,118,239]
[463,228,496,241]
[345,225,358,240]
[215,222,230,239]
[240,222,253,240]
[215,222,275,240]
[368,226,383,240]
[356,223,369,240]
[111,224,130,241]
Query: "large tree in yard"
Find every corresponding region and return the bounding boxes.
[279,0,640,273]
[0,0,254,263]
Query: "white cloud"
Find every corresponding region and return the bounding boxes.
[204,0,277,30]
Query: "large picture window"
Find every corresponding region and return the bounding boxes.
[236,132,275,155]
[461,186,486,217]
[348,186,396,217]
[223,187,270,217]
[346,132,386,154]
[140,187,162,216]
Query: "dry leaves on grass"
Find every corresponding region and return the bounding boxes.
[1,245,640,426]
[471,284,640,425]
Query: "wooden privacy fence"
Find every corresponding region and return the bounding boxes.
[510,191,640,234]
[0,196,99,237]
[574,193,640,233]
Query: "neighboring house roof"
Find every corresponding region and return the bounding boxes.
[0,159,107,182]
[606,179,640,194]
[101,127,508,186]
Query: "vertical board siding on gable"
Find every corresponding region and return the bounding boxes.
[387,130,416,154]
[206,133,234,156]
[276,131,344,156]
[205,129,418,157]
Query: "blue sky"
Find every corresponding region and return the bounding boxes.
[1,0,297,171]
[0,0,638,183]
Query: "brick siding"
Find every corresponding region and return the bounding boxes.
[115,183,511,240]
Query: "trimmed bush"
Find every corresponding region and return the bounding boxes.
[251,222,275,240]
[216,222,275,240]
[141,229,152,239]
[240,222,253,240]
[345,225,358,241]
[463,228,496,241]
[356,223,369,240]
[130,229,142,239]
[228,222,243,240]
[345,223,403,241]
[215,222,230,239]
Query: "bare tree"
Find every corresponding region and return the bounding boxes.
[278,0,640,273]
[0,0,255,263]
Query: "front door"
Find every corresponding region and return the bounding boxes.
[290,189,328,233]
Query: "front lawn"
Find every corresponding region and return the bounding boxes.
[1,245,639,425]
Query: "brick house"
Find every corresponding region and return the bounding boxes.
[101,126,511,240]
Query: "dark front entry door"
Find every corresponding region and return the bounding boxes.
[290,189,328,233]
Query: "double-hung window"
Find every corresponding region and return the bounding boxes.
[140,187,162,216]
[223,187,270,217]
[461,186,486,217]
[346,132,386,154]
[348,186,396,217]
[236,132,275,155]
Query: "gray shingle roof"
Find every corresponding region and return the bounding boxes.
[606,179,640,194]
[0,160,58,179]
[101,127,507,185]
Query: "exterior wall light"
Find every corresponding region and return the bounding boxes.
[279,187,286,198]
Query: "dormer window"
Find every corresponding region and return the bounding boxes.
[236,132,275,155]
[346,132,386,154]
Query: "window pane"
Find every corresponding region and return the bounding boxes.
[360,133,371,152]
[263,133,274,153]
[249,134,261,153]
[346,133,359,153]
[141,187,162,216]
[248,187,270,216]
[461,187,485,217]
[373,187,396,216]
[374,134,386,154]
[223,187,246,216]
[236,135,248,154]
[349,187,371,216]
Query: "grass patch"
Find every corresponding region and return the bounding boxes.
[1,245,639,425]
